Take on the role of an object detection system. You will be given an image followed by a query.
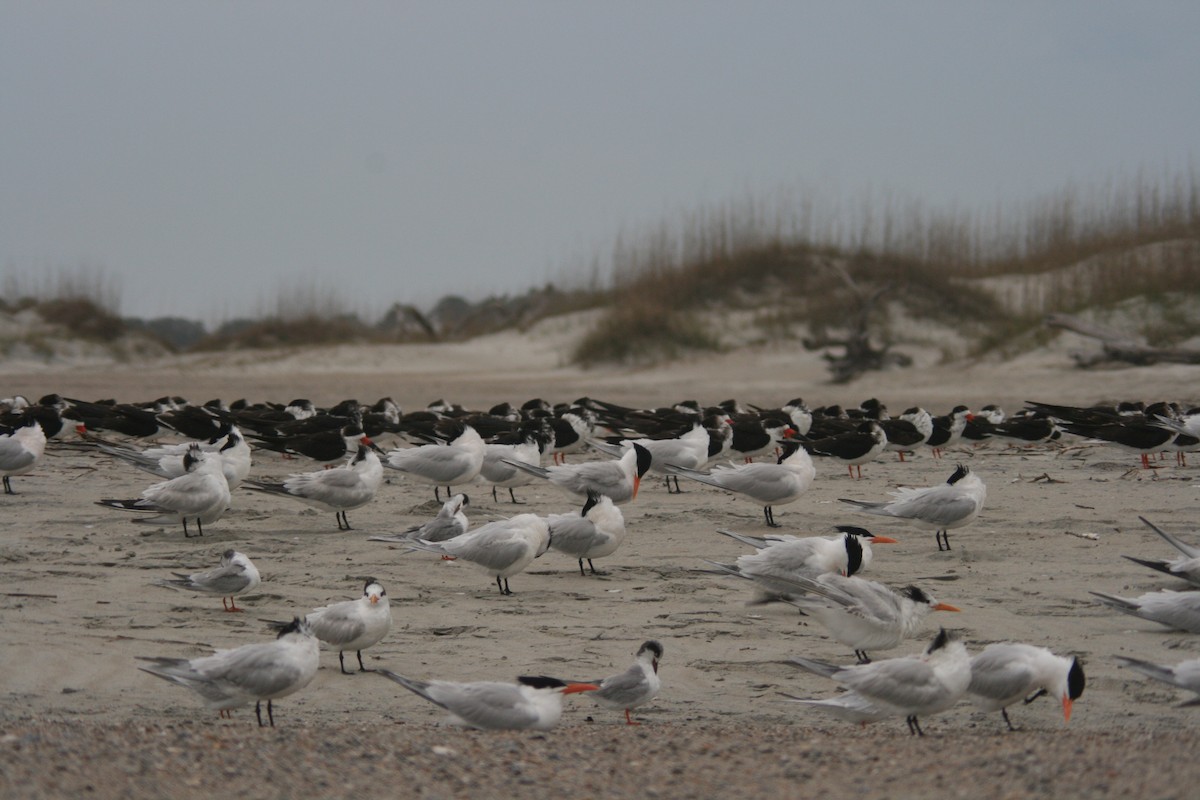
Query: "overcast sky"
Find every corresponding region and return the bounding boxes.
[2,2,1196,322]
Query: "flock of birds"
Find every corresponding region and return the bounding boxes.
[3,390,1200,734]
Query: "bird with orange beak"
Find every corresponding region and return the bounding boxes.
[302,579,392,675]
[967,643,1085,730]
[502,442,652,505]
[376,671,599,730]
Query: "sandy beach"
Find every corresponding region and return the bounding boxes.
[3,322,1200,798]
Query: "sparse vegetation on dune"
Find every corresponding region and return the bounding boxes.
[3,173,1196,370]
[572,172,1200,370]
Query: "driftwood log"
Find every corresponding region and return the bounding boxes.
[1045,313,1200,367]
[803,261,912,383]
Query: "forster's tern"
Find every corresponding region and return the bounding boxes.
[244,444,383,530]
[376,671,599,730]
[546,492,626,575]
[97,444,231,537]
[1114,655,1200,706]
[385,423,486,501]
[405,513,551,595]
[840,464,986,551]
[778,573,961,663]
[158,549,261,612]
[967,643,1086,730]
[369,493,470,544]
[137,616,319,726]
[1089,588,1200,633]
[588,640,663,725]
[503,443,652,505]
[302,579,392,674]
[665,440,815,527]
[0,416,47,494]
[789,628,971,736]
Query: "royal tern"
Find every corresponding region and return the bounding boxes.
[591,423,712,494]
[479,431,543,503]
[779,690,892,726]
[801,421,886,479]
[98,428,252,490]
[789,628,971,736]
[369,493,470,544]
[587,640,663,725]
[302,579,391,674]
[665,440,815,527]
[840,464,986,551]
[137,616,319,726]
[157,549,261,612]
[503,443,652,505]
[244,444,382,530]
[405,512,551,595]
[0,416,47,494]
[705,526,897,602]
[377,671,599,730]
[966,643,1085,730]
[1114,655,1200,706]
[1089,588,1200,633]
[97,444,231,537]
[1124,517,1200,587]
[778,573,961,663]
[385,423,487,501]
[546,492,626,575]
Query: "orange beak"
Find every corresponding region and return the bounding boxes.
[562,683,600,695]
[632,475,640,500]
[361,435,374,446]
[1062,696,1073,723]
[932,602,961,612]
[869,535,899,544]
[369,595,379,604]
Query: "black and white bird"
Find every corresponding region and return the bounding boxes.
[97,444,231,537]
[789,628,972,736]
[157,549,261,612]
[302,579,392,675]
[0,416,48,494]
[587,640,663,725]
[801,421,886,479]
[244,444,383,530]
[665,440,815,527]
[385,423,486,501]
[376,671,599,730]
[704,526,896,602]
[369,493,470,544]
[777,573,961,663]
[840,464,986,551]
[405,513,552,595]
[967,643,1086,730]
[503,443,652,505]
[137,616,319,727]
[546,492,626,575]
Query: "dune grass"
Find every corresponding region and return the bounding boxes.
[571,171,1200,366]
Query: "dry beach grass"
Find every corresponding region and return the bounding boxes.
[3,329,1200,798]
